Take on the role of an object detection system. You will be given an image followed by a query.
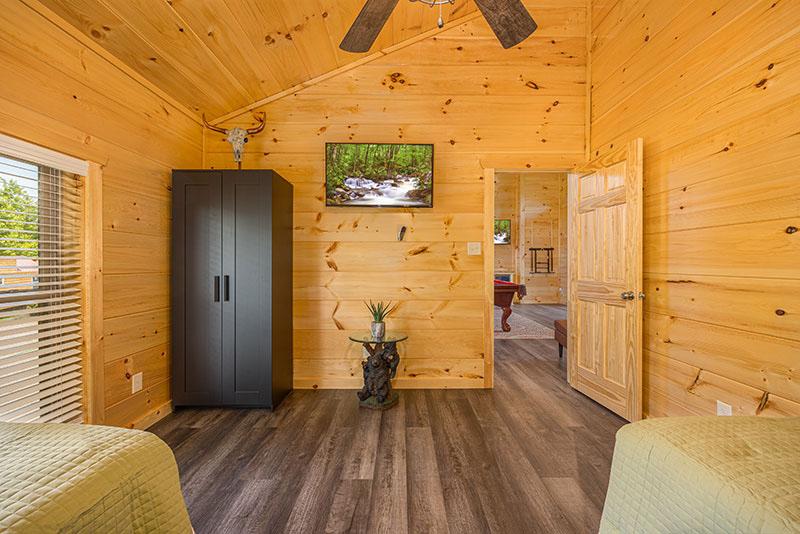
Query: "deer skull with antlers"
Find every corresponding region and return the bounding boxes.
[203,112,266,168]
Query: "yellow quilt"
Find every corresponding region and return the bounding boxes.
[0,422,192,533]
[600,417,800,533]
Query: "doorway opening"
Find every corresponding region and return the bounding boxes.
[485,169,569,386]
[483,139,643,421]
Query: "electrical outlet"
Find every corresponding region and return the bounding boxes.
[131,372,143,394]
[467,242,482,256]
[716,400,732,416]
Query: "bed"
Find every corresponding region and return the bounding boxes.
[600,416,800,533]
[0,422,192,533]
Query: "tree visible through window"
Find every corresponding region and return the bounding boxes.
[0,176,38,256]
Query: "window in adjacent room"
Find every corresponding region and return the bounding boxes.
[0,134,87,423]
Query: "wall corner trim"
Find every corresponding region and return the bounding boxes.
[83,161,105,424]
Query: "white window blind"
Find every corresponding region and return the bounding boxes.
[0,137,85,424]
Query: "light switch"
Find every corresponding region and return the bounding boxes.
[467,242,482,256]
[132,372,143,394]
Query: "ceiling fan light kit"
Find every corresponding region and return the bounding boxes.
[340,0,537,53]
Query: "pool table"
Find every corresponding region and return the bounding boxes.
[494,280,527,332]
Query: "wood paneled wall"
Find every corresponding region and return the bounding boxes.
[493,174,519,277]
[206,4,587,388]
[590,0,800,417]
[493,172,568,304]
[10,0,791,420]
[518,172,567,304]
[0,1,202,427]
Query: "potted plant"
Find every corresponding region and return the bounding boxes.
[365,300,397,340]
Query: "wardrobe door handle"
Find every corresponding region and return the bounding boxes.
[213,276,220,302]
[224,275,230,302]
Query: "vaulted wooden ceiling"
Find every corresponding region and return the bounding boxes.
[41,0,479,119]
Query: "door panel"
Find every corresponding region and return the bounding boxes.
[222,171,271,406]
[606,161,626,189]
[172,171,223,405]
[605,305,626,385]
[605,204,626,282]
[578,211,600,279]
[577,300,600,372]
[568,138,643,421]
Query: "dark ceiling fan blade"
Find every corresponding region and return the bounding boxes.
[474,0,537,49]
[340,0,400,53]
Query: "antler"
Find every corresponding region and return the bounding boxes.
[246,112,266,135]
[202,114,229,135]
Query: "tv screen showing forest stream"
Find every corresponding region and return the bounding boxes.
[326,143,433,207]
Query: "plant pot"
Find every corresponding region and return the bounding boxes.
[370,321,385,340]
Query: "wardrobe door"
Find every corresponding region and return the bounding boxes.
[221,171,271,406]
[172,171,223,405]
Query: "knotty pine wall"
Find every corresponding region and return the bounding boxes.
[206,5,587,388]
[494,172,568,304]
[0,1,203,427]
[518,172,567,304]
[493,173,519,278]
[590,0,800,416]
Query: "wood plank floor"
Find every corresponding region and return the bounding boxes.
[511,303,568,327]
[151,304,625,533]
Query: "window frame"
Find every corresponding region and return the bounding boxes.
[0,132,103,424]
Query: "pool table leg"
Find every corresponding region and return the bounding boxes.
[501,306,512,332]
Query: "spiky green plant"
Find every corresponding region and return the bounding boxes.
[365,300,397,322]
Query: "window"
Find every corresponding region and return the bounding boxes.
[0,135,87,423]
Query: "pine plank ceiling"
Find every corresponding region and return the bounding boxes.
[40,0,479,119]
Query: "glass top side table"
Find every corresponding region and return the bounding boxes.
[348,332,408,344]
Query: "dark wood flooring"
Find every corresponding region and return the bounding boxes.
[151,304,625,533]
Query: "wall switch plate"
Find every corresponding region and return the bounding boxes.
[132,372,143,394]
[467,242,482,256]
[716,400,733,416]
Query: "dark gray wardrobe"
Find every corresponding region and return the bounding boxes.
[171,170,292,409]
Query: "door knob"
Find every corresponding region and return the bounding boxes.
[620,291,635,300]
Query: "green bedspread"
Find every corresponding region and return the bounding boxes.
[0,422,192,533]
[600,416,800,533]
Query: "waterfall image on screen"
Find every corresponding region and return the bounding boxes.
[326,143,433,207]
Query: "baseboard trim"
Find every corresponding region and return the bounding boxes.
[137,401,173,430]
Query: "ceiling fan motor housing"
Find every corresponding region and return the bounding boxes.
[340,0,537,53]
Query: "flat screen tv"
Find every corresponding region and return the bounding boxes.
[326,143,433,207]
[494,219,511,244]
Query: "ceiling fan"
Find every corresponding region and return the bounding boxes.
[340,0,537,53]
